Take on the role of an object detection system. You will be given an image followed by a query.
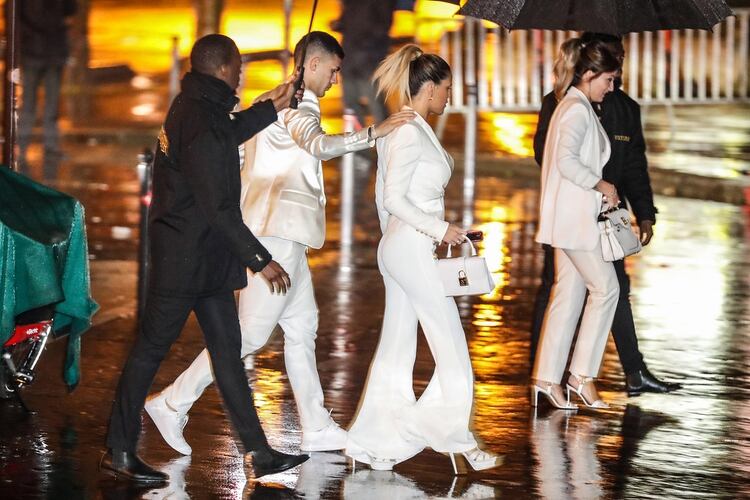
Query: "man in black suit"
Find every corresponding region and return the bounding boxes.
[530,32,681,396]
[102,34,308,482]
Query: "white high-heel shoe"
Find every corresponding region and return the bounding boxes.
[530,382,578,410]
[349,455,398,471]
[447,448,503,475]
[566,374,610,409]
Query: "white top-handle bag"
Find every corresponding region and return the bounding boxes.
[437,237,496,296]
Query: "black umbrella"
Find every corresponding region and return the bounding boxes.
[454,0,733,35]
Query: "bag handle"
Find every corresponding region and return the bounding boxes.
[445,236,477,258]
[598,205,631,222]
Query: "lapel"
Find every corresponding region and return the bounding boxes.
[405,106,453,171]
[567,86,610,168]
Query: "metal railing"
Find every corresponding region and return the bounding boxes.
[439,9,750,115]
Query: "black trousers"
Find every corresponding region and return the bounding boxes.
[106,289,267,453]
[529,244,645,375]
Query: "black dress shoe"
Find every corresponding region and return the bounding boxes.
[249,446,309,479]
[626,368,682,396]
[250,484,303,499]
[100,449,169,483]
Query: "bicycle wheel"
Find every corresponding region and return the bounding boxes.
[0,339,39,399]
[0,358,13,398]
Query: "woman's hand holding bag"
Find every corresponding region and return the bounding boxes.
[598,207,642,262]
[436,236,496,296]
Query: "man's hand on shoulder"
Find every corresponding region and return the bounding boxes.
[372,110,417,139]
[253,71,304,112]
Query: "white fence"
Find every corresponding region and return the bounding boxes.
[437,8,749,114]
[423,9,750,179]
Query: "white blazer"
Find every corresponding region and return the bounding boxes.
[375,109,453,241]
[536,86,611,251]
[240,89,373,249]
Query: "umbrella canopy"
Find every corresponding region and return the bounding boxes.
[455,0,734,35]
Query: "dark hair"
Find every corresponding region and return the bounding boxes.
[553,37,622,100]
[294,31,345,66]
[373,44,451,107]
[190,34,239,75]
[581,32,625,62]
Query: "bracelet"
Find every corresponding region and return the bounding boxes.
[367,125,375,141]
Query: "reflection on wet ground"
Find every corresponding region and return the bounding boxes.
[5,0,749,496]
[1,153,749,498]
[643,105,750,179]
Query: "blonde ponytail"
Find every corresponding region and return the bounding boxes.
[373,44,423,108]
[553,38,583,101]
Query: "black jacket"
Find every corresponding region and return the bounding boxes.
[19,0,77,63]
[533,88,657,223]
[149,71,277,297]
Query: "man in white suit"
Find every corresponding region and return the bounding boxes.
[144,31,414,455]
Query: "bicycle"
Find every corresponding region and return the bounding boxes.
[0,306,55,411]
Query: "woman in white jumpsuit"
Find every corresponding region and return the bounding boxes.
[345,45,500,474]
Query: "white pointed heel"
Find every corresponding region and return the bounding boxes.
[530,382,578,410]
[447,448,503,475]
[448,452,466,475]
[349,454,398,471]
[370,456,398,471]
[566,374,610,409]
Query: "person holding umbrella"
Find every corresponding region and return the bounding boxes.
[530,33,681,397]
[531,37,622,410]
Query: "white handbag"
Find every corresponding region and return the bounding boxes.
[436,237,496,296]
[598,208,642,262]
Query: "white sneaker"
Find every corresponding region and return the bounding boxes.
[300,419,348,452]
[144,392,192,455]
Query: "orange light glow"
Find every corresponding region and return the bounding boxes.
[490,113,535,157]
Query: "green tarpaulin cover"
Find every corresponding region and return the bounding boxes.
[0,167,98,389]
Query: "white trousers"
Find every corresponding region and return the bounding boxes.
[532,244,619,383]
[346,221,477,463]
[164,236,330,432]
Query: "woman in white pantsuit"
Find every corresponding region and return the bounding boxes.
[345,45,500,474]
[532,37,623,410]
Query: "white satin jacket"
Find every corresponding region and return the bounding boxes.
[375,109,453,241]
[240,89,373,249]
[536,86,611,251]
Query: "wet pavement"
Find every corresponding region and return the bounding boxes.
[3,2,750,497]
[2,144,750,498]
